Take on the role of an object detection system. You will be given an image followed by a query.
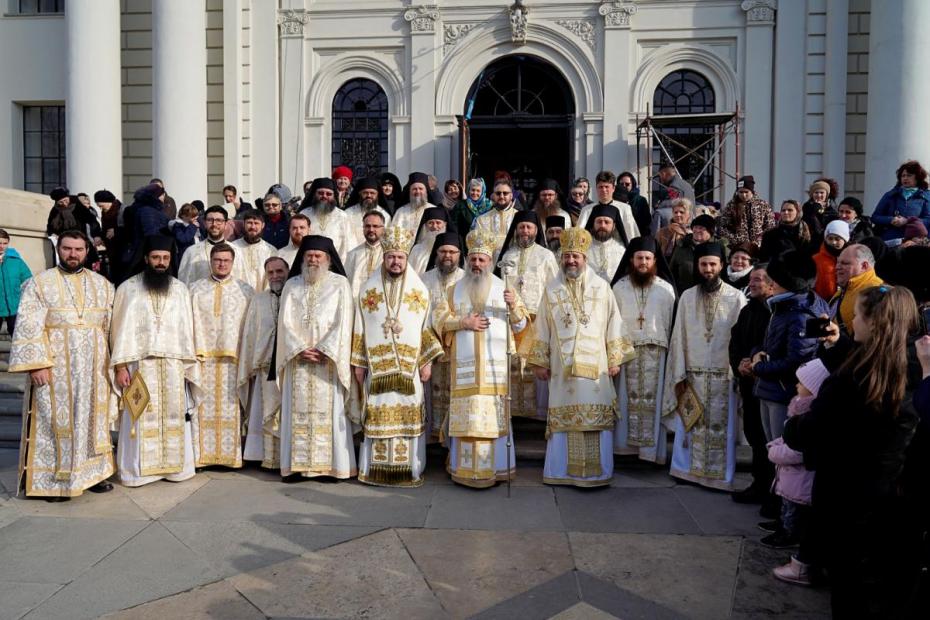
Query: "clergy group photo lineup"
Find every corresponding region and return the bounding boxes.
[3,158,930,615]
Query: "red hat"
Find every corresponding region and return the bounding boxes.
[332,165,353,182]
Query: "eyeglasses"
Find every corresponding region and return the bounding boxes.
[494,191,511,196]
[570,192,585,197]
[205,217,226,223]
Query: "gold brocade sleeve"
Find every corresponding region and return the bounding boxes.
[605,290,636,367]
[431,286,464,347]
[526,293,552,369]
[351,296,367,368]
[418,328,443,367]
[8,278,53,373]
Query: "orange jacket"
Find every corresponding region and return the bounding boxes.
[812,244,838,301]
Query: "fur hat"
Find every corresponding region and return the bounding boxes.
[691,213,716,235]
[809,180,831,196]
[766,249,817,293]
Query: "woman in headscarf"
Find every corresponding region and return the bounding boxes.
[451,177,493,233]
[378,172,402,215]
[442,179,463,210]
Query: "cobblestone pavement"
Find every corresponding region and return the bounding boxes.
[0,448,830,619]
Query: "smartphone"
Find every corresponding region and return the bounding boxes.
[803,317,831,339]
[921,307,930,335]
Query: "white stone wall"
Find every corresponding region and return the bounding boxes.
[844,0,869,200]
[206,0,224,204]
[120,0,152,202]
[803,0,827,193]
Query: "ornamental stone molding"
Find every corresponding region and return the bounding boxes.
[277,8,309,37]
[556,19,596,51]
[741,0,777,23]
[510,1,529,46]
[598,1,637,28]
[443,23,477,56]
[404,5,440,33]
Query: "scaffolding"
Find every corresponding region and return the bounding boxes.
[635,103,740,206]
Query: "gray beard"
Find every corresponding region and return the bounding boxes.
[410,194,427,209]
[438,260,457,275]
[562,265,582,280]
[547,239,561,252]
[269,280,284,294]
[360,198,378,212]
[314,200,335,215]
[465,268,492,310]
[516,236,535,249]
[302,263,327,285]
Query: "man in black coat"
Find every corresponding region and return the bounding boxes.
[728,263,775,507]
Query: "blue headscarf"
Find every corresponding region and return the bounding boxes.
[464,178,493,221]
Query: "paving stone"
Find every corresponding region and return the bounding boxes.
[0,449,18,470]
[570,532,742,620]
[424,485,562,531]
[0,517,147,584]
[28,522,222,620]
[730,540,831,618]
[673,485,762,536]
[9,485,149,521]
[555,487,701,534]
[0,581,62,620]
[397,528,574,617]
[611,465,678,488]
[229,529,446,618]
[163,478,434,527]
[163,520,381,577]
[575,571,687,620]
[120,475,210,519]
[548,601,619,620]
[102,580,264,619]
[469,571,580,619]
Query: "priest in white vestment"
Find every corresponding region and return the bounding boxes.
[344,211,385,298]
[433,230,529,488]
[299,178,352,258]
[275,235,356,479]
[473,179,519,261]
[661,242,746,490]
[179,205,241,285]
[392,172,437,234]
[585,204,628,282]
[611,237,677,464]
[238,257,289,469]
[420,232,465,440]
[528,228,635,487]
[112,236,199,487]
[344,177,392,249]
[276,213,310,268]
[10,232,117,499]
[531,178,575,234]
[189,243,254,468]
[407,206,449,274]
[230,210,277,291]
[351,227,443,486]
[495,210,559,421]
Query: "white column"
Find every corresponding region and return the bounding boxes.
[864,0,930,210]
[250,2,279,192]
[771,0,806,199]
[404,6,440,174]
[152,0,208,204]
[66,0,122,196]
[277,7,308,192]
[741,1,776,200]
[223,0,243,189]
[822,0,848,187]
[599,1,636,173]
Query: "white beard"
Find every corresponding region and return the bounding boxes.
[410,194,427,209]
[302,263,327,285]
[269,280,285,294]
[464,268,492,311]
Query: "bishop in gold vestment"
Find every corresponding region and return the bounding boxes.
[112,236,199,487]
[529,228,634,487]
[351,227,443,486]
[275,236,356,479]
[10,235,117,498]
[433,230,528,488]
[189,243,254,468]
[661,242,745,490]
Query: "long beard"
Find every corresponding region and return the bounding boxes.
[302,263,326,285]
[313,200,335,215]
[465,268,492,310]
[547,239,561,253]
[700,274,722,294]
[438,259,457,275]
[142,265,172,293]
[360,197,378,213]
[630,264,657,287]
[410,194,427,209]
[421,229,440,247]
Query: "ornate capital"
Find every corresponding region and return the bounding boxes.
[741,0,777,24]
[599,1,637,29]
[556,20,595,51]
[277,8,309,38]
[404,5,440,33]
[509,1,529,46]
[443,23,477,55]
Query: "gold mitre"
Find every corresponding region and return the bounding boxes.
[560,227,592,255]
[381,226,415,254]
[465,229,496,256]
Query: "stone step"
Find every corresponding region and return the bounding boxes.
[0,360,8,372]
[0,397,22,416]
[0,339,10,353]
[0,372,25,394]
[0,418,21,446]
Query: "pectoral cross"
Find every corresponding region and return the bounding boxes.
[562,312,573,329]
[637,314,645,329]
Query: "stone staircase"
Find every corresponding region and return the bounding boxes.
[0,334,25,449]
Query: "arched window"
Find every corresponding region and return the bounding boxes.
[652,70,716,201]
[331,79,388,178]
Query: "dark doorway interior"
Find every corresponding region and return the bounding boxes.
[461,55,575,204]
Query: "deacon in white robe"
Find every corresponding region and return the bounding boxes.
[344,177,392,249]
[420,233,466,440]
[661,242,746,490]
[231,210,277,291]
[112,236,199,487]
[299,178,352,258]
[495,210,560,421]
[407,206,449,274]
[179,205,241,285]
[344,211,385,298]
[276,213,310,268]
[238,257,289,469]
[611,237,677,464]
[189,243,254,468]
[351,227,443,486]
[392,172,436,234]
[585,204,628,282]
[10,233,117,499]
[275,235,357,479]
[528,228,635,487]
[433,230,529,488]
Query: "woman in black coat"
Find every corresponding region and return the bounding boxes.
[759,199,815,261]
[783,285,920,618]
